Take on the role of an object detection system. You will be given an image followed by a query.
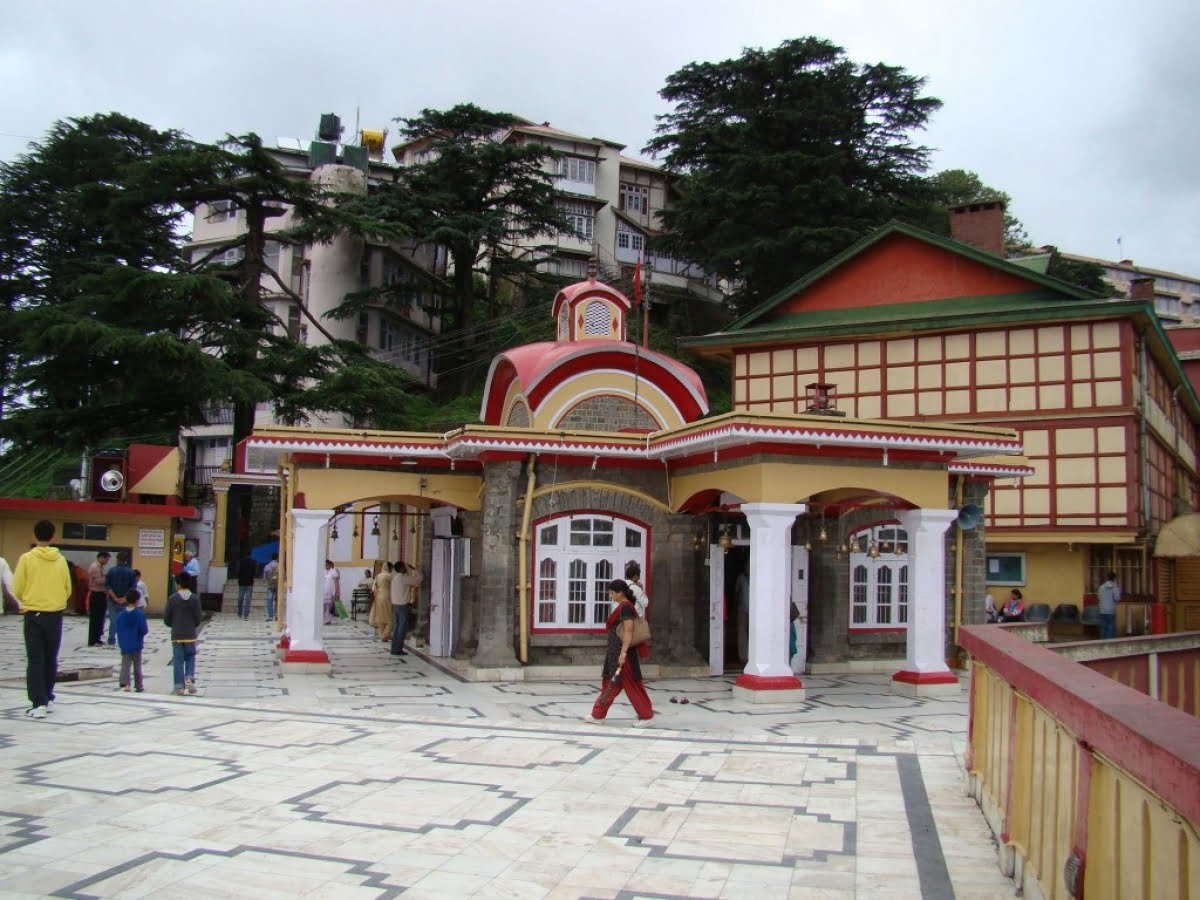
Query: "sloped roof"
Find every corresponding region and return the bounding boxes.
[726,220,1100,333]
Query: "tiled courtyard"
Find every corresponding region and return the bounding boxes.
[0,613,1010,898]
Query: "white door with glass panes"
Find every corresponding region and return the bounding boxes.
[848,525,910,631]
[534,515,647,631]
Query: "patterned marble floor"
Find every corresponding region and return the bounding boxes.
[0,613,1011,898]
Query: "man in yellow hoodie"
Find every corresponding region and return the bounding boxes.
[12,519,71,719]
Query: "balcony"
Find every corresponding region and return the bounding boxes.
[961,624,1200,899]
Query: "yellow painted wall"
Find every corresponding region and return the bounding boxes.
[293,467,482,512]
[986,543,1087,607]
[670,460,947,511]
[1,508,183,615]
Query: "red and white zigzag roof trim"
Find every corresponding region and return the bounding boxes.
[245,420,1023,470]
[948,462,1035,478]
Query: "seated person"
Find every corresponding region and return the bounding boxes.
[1000,589,1026,623]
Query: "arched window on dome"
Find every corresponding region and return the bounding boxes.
[558,303,570,340]
[584,300,609,336]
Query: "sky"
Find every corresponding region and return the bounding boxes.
[1,0,1197,275]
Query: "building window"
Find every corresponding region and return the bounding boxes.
[985,552,1027,586]
[193,246,245,267]
[558,200,594,240]
[287,305,303,341]
[356,311,369,344]
[207,200,238,223]
[558,156,596,185]
[62,523,110,541]
[379,317,396,352]
[264,240,281,271]
[619,183,648,213]
[616,231,645,252]
[1155,293,1182,320]
[534,514,648,631]
[848,525,909,630]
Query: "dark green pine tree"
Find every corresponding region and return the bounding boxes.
[0,114,409,456]
[645,37,943,313]
[332,104,570,393]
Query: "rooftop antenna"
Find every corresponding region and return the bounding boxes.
[1117,236,1123,260]
[354,106,360,143]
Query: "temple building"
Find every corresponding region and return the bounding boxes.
[246,260,1030,699]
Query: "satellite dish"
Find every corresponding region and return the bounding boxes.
[956,503,983,530]
[99,469,125,493]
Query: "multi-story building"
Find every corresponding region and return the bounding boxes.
[1059,252,1200,326]
[180,114,447,586]
[391,117,724,306]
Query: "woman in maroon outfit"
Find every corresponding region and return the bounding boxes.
[584,579,654,726]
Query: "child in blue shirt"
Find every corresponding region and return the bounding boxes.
[116,589,149,692]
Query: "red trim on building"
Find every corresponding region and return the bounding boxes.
[890,670,958,685]
[0,497,198,519]
[734,674,804,691]
[283,649,330,664]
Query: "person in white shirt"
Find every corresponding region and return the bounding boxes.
[132,569,149,609]
[624,561,648,618]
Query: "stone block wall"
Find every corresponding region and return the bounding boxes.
[555,395,659,432]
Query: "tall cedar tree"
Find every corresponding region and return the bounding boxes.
[334,105,570,392]
[645,38,942,312]
[0,114,407,455]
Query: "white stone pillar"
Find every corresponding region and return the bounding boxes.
[893,508,960,696]
[284,507,334,672]
[733,502,807,703]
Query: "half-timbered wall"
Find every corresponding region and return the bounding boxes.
[734,318,1200,533]
[733,322,1127,419]
[987,421,1131,529]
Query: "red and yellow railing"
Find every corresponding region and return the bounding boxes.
[962,625,1200,900]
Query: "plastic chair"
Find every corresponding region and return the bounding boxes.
[1051,604,1080,624]
[1025,603,1052,623]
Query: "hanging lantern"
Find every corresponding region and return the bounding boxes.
[352,518,359,538]
[868,540,880,559]
[718,526,733,553]
[803,538,812,552]
[330,520,339,540]
[818,525,828,543]
[392,527,399,541]
[370,516,380,536]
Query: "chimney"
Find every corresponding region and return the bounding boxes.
[949,201,1006,257]
[1128,276,1154,303]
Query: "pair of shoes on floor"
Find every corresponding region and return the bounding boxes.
[25,706,48,719]
[668,696,690,704]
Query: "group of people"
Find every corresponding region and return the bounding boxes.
[7,521,207,717]
[84,550,149,647]
[985,571,1121,638]
[357,560,423,656]
[235,550,278,620]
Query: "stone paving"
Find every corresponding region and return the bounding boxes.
[0,612,1011,898]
